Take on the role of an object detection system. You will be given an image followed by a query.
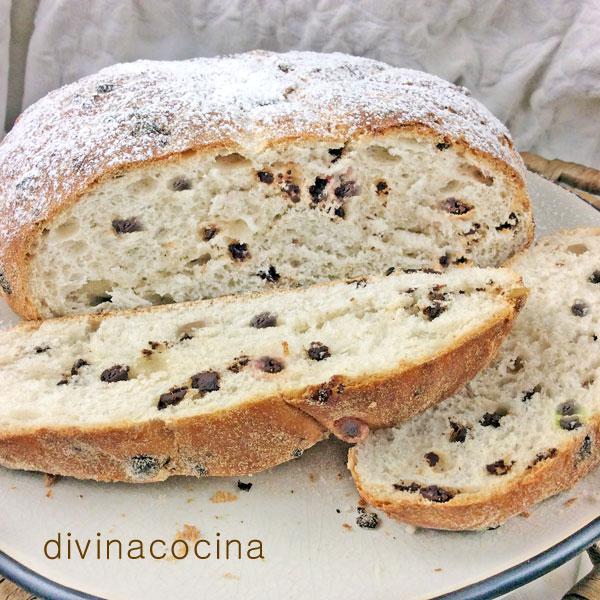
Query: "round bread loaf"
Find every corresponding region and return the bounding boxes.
[0,50,533,319]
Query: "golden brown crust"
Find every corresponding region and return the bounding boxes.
[287,296,525,439]
[0,51,532,320]
[0,398,327,482]
[349,417,600,531]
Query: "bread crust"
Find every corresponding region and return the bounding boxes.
[349,417,600,530]
[0,51,533,319]
[0,280,526,482]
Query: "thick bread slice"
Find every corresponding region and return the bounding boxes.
[0,50,532,319]
[0,268,525,482]
[350,229,600,530]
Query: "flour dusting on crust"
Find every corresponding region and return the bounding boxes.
[0,50,522,247]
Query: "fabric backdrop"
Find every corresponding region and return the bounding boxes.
[4,0,600,167]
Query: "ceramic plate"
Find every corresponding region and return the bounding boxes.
[1,172,599,600]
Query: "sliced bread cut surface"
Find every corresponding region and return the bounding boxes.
[0,50,532,319]
[350,229,600,530]
[0,267,524,482]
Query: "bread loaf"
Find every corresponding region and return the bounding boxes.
[350,229,600,530]
[0,267,524,482]
[0,51,532,319]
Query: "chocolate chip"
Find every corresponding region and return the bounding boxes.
[191,370,220,392]
[237,480,253,491]
[257,265,280,283]
[130,455,160,477]
[420,485,454,503]
[532,448,558,466]
[34,345,50,354]
[441,197,472,215]
[560,416,582,431]
[228,242,250,261]
[256,356,284,373]
[0,270,11,295]
[170,177,192,191]
[436,142,451,150]
[557,401,576,416]
[522,384,541,402]
[334,417,369,442]
[328,148,343,162]
[307,342,330,361]
[310,386,332,404]
[202,226,219,241]
[384,266,395,276]
[449,421,468,443]
[454,256,468,265]
[309,177,328,203]
[424,452,439,467]
[577,436,592,462]
[250,312,277,328]
[291,448,304,458]
[480,412,503,428]
[375,181,388,195]
[356,507,379,529]
[394,482,421,493]
[71,358,89,376]
[157,387,188,410]
[423,302,447,321]
[590,270,600,284]
[100,364,129,383]
[508,357,524,373]
[496,212,519,231]
[439,254,450,267]
[486,460,513,476]
[257,171,274,184]
[282,182,301,203]
[112,217,142,234]
[571,301,589,317]
[334,205,346,218]
[96,83,114,94]
[334,181,359,199]
[228,355,250,373]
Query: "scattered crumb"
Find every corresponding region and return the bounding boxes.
[79,494,83,499]
[223,572,240,581]
[282,341,289,356]
[45,473,60,488]
[176,524,201,542]
[336,509,341,514]
[290,490,294,494]
[120,513,126,518]
[564,497,577,507]
[45,489,53,499]
[519,511,531,518]
[210,490,238,503]
[186,498,194,504]
[434,568,443,572]
[309,473,317,482]
[342,523,352,531]
[336,472,343,480]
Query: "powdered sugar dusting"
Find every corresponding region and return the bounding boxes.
[0,50,523,249]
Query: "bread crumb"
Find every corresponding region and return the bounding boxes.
[336,472,343,480]
[564,497,577,507]
[210,490,238,503]
[45,473,59,488]
[282,341,289,356]
[309,473,317,482]
[223,572,240,580]
[342,523,352,531]
[176,524,201,542]
[434,568,443,572]
[519,511,530,518]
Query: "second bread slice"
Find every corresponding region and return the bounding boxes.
[0,268,525,482]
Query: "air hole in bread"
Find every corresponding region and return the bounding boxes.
[215,153,250,168]
[367,145,400,162]
[566,244,589,255]
[55,219,79,239]
[460,163,494,186]
[168,176,192,192]
[186,254,211,268]
[439,179,461,193]
[127,176,157,194]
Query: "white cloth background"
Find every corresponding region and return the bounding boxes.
[0,1,598,598]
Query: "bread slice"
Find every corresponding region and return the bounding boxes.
[0,267,524,482]
[350,229,600,530]
[0,50,532,319]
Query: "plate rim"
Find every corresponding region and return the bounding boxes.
[2,516,600,600]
